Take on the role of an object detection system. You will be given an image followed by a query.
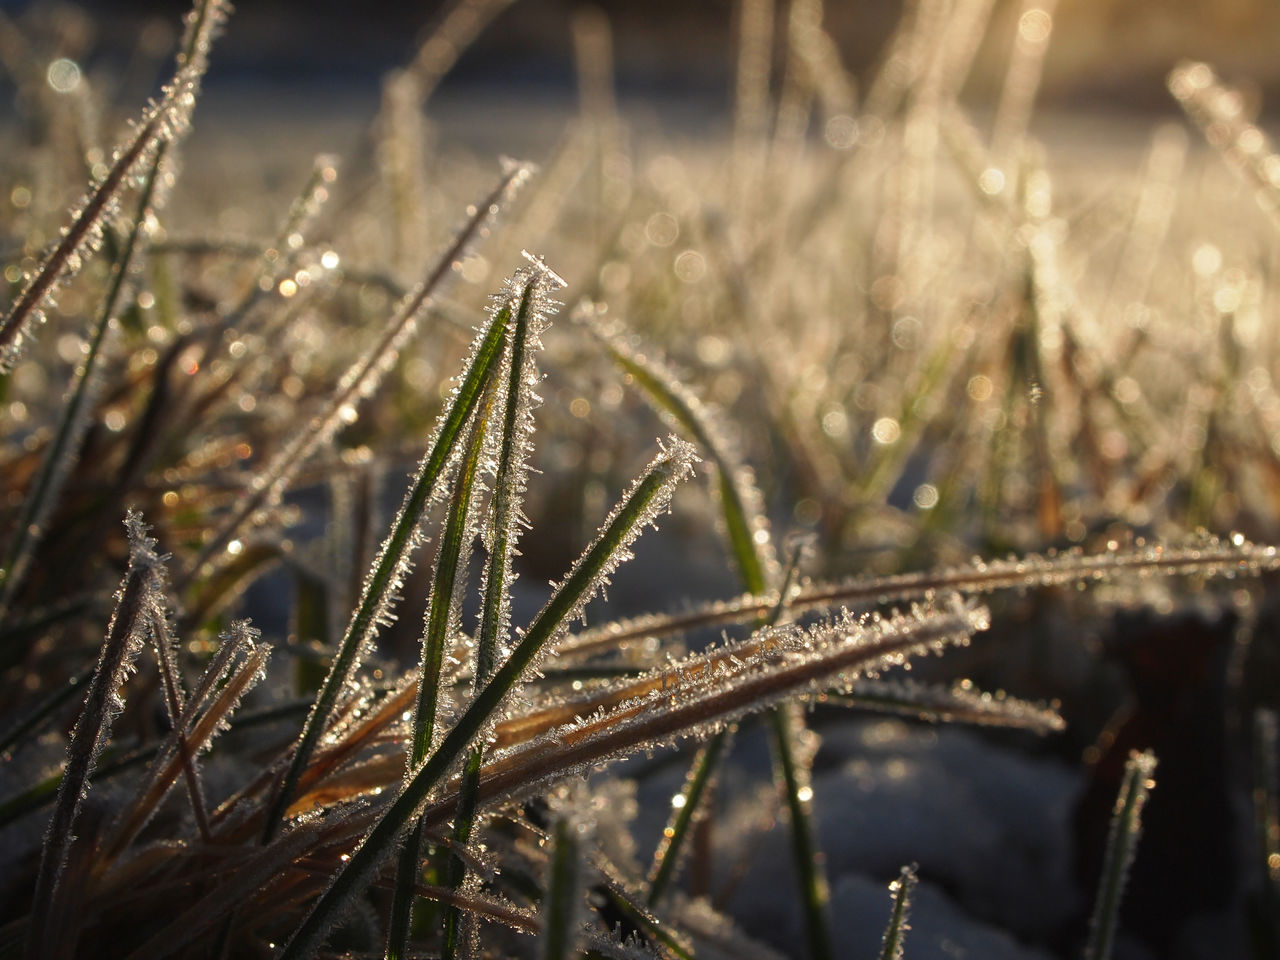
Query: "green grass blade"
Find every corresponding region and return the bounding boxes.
[1084,749,1158,960]
[768,703,832,960]
[443,262,556,958]
[262,287,517,840]
[278,437,697,960]
[877,864,918,960]
[585,310,774,593]
[539,790,591,960]
[386,360,498,960]
[647,727,731,905]
[601,314,831,953]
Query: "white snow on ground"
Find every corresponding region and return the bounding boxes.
[642,715,1084,958]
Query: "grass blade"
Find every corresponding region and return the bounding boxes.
[585,308,777,593]
[539,787,592,960]
[556,534,1280,660]
[877,864,918,960]
[386,337,500,960]
[278,436,698,959]
[647,727,731,905]
[1084,749,1158,960]
[443,258,556,958]
[829,678,1064,734]
[767,702,831,960]
[24,512,160,960]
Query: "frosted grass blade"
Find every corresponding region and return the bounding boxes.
[647,728,731,904]
[0,145,162,627]
[593,318,827,951]
[443,260,557,958]
[830,678,1064,734]
[24,513,160,960]
[585,309,776,593]
[1084,750,1157,960]
[877,864,918,960]
[557,534,1280,660]
[386,356,498,960]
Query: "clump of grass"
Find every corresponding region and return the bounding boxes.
[2,1,1279,958]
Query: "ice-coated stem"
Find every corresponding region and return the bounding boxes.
[1084,750,1157,960]
[877,864,918,960]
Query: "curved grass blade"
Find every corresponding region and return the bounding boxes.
[601,316,831,950]
[584,308,776,593]
[830,678,1064,734]
[278,436,698,960]
[261,264,521,841]
[24,512,161,960]
[877,864,918,960]
[1084,749,1158,960]
[556,534,1280,661]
